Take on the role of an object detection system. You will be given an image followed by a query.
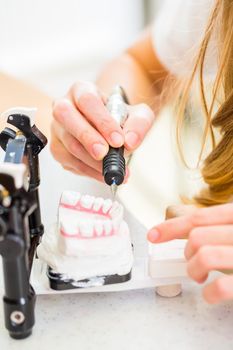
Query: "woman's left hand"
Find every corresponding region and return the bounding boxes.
[147,203,233,304]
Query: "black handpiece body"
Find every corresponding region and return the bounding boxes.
[102,86,129,193]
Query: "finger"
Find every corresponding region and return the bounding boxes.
[50,137,104,182]
[123,104,155,151]
[187,246,233,283]
[165,205,196,219]
[53,98,109,161]
[202,275,233,304]
[147,213,194,243]
[185,225,233,260]
[52,120,102,173]
[147,203,233,243]
[71,81,124,148]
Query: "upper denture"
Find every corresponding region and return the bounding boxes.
[59,191,123,240]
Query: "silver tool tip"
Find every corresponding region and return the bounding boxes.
[111,85,128,102]
[111,183,118,199]
[112,85,123,95]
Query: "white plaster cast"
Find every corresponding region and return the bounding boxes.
[37,191,133,281]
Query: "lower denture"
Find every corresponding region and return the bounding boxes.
[60,197,116,239]
[61,227,115,239]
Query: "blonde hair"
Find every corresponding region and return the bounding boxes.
[177,0,233,206]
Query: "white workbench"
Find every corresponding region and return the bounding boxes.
[1,149,233,350]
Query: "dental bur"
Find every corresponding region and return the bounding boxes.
[103,86,129,198]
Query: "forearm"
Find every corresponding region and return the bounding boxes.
[96,31,169,109]
[96,53,156,106]
[0,72,52,138]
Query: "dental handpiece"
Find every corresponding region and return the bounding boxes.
[103,86,129,197]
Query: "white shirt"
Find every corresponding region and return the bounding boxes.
[152,0,216,77]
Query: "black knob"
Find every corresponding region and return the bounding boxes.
[103,146,125,186]
[0,128,16,151]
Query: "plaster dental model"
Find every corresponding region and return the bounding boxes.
[37,191,133,289]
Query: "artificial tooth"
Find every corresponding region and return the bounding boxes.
[60,221,76,235]
[60,191,80,206]
[112,220,121,233]
[79,220,93,238]
[103,221,113,236]
[93,197,104,212]
[80,195,95,209]
[94,220,104,236]
[109,201,123,220]
[102,199,113,214]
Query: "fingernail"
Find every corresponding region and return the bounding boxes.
[147,229,160,243]
[92,143,108,159]
[110,131,124,146]
[54,99,72,119]
[125,131,139,149]
[75,82,99,100]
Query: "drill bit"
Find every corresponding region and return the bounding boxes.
[110,179,118,199]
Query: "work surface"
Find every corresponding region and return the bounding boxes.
[1,285,233,350]
[1,149,233,349]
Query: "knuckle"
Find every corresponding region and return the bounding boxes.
[189,228,202,251]
[78,128,92,146]
[190,210,204,227]
[99,116,113,131]
[66,137,80,156]
[197,246,212,269]
[214,247,225,261]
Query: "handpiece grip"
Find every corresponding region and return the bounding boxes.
[103,146,125,186]
[103,86,128,187]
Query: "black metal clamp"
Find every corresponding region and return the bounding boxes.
[0,108,47,339]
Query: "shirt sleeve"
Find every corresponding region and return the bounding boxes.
[151,0,216,77]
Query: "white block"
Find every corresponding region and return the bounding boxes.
[148,240,187,279]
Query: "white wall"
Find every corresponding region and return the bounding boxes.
[0,0,145,96]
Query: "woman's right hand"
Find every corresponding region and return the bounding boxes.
[51,81,155,182]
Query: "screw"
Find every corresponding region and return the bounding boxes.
[10,311,25,325]
[2,196,11,207]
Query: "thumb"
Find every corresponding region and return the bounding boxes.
[123,103,155,151]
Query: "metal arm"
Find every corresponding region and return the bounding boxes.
[0,109,47,339]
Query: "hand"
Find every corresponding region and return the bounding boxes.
[51,81,155,181]
[147,203,233,304]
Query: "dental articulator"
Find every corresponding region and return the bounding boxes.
[0,107,47,339]
[0,87,187,339]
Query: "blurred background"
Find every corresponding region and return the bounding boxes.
[0,0,194,230]
[0,0,204,232]
[0,0,160,97]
